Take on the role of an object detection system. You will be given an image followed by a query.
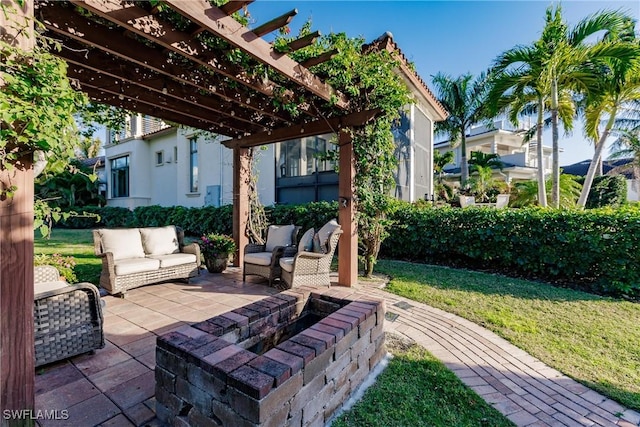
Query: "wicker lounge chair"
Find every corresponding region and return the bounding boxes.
[34,265,105,367]
[279,226,343,289]
[243,225,300,286]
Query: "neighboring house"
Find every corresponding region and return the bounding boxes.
[104,115,274,209]
[434,120,553,184]
[561,159,640,202]
[103,33,447,208]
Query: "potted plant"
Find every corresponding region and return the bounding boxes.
[198,233,236,273]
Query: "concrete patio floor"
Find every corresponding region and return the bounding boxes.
[33,268,640,427]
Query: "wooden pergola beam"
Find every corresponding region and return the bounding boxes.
[287,30,320,53]
[71,0,276,98]
[39,3,294,124]
[81,85,237,136]
[72,75,257,136]
[220,0,254,16]
[58,47,269,133]
[223,109,381,149]
[301,49,338,68]
[163,0,349,109]
[252,8,297,37]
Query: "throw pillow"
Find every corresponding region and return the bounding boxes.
[312,233,326,254]
[316,219,340,252]
[265,224,295,252]
[298,228,315,253]
[99,228,145,260]
[140,226,179,256]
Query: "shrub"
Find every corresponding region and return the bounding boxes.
[34,253,77,283]
[585,175,627,208]
[381,202,640,298]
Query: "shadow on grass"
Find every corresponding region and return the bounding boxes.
[376,259,611,303]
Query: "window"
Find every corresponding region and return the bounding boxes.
[189,138,198,192]
[110,155,129,198]
[174,146,178,164]
[156,151,164,165]
[315,137,335,172]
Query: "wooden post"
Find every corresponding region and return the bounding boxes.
[337,131,357,286]
[1,1,36,420]
[232,147,249,267]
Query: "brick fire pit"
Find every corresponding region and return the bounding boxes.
[155,289,385,426]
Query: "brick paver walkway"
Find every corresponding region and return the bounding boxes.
[33,270,639,426]
[356,281,640,427]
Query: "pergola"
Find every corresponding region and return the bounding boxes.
[1,0,377,414]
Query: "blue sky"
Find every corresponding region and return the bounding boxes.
[249,1,640,166]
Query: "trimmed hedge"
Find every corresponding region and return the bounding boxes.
[59,202,337,238]
[59,201,640,297]
[381,203,640,298]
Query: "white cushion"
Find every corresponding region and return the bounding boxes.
[99,228,145,261]
[147,253,197,268]
[140,226,179,256]
[244,252,273,266]
[298,228,315,253]
[113,258,160,275]
[279,257,294,273]
[265,225,295,252]
[34,281,68,294]
[316,219,340,250]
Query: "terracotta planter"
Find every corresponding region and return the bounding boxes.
[204,255,229,273]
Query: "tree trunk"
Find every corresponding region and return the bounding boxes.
[460,133,469,184]
[536,98,548,207]
[551,79,560,208]
[578,112,617,207]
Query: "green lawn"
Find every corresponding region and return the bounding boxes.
[333,335,514,427]
[376,259,640,411]
[33,230,640,415]
[35,229,102,284]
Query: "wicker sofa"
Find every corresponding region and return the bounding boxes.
[34,265,104,367]
[93,225,200,296]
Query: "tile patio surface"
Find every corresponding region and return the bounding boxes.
[34,268,640,427]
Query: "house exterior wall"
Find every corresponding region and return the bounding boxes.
[104,123,275,209]
[105,138,152,209]
[413,103,434,200]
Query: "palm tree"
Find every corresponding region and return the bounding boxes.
[468,151,504,173]
[433,150,455,202]
[433,150,454,182]
[577,34,640,206]
[490,6,634,208]
[511,174,582,208]
[489,43,550,207]
[432,72,492,184]
[544,6,636,208]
